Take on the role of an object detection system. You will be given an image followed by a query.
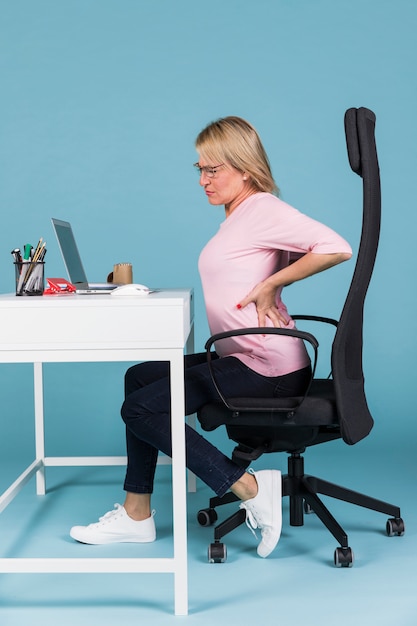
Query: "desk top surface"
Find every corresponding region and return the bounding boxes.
[0,288,192,309]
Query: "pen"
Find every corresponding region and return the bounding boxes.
[11,248,22,264]
[17,261,30,293]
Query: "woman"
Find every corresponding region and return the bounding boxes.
[70,116,352,558]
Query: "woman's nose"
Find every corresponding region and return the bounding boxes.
[200,171,210,185]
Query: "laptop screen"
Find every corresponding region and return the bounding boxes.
[51,218,89,286]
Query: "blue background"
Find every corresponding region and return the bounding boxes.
[0,0,415,463]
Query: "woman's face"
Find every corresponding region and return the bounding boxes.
[197,158,252,216]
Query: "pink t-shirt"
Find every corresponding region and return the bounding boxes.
[198,192,352,377]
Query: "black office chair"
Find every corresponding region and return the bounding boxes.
[196,107,404,566]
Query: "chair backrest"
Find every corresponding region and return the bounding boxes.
[332,107,381,445]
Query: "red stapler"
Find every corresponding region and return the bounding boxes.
[44,277,77,295]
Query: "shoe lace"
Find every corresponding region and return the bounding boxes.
[239,502,260,540]
[98,503,123,523]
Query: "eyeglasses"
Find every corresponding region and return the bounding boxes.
[193,162,225,178]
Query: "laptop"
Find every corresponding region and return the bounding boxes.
[51,218,118,294]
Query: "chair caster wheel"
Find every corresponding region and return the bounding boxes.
[304,501,314,514]
[208,542,227,563]
[334,547,354,568]
[197,508,218,527]
[386,517,405,536]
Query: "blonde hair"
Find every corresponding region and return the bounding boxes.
[195,116,278,194]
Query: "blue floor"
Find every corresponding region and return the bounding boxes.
[0,434,415,626]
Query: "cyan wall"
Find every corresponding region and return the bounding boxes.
[0,0,415,464]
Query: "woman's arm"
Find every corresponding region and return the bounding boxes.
[237,251,352,327]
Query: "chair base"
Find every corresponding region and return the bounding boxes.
[197,452,404,565]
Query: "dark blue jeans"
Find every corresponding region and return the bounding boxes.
[121,353,311,498]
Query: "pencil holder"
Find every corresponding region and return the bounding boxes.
[14,261,45,296]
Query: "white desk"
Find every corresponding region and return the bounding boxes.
[0,289,194,616]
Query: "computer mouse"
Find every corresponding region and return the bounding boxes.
[111,283,151,296]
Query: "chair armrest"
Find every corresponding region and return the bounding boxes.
[204,327,319,413]
[291,314,338,328]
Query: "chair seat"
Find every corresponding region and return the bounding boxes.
[198,379,338,432]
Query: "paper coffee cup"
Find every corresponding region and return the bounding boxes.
[113,263,133,284]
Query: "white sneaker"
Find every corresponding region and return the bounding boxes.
[239,469,282,558]
[70,504,156,545]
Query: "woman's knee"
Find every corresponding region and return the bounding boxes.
[121,380,170,426]
[121,394,147,425]
[120,397,131,424]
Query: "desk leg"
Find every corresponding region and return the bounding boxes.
[185,324,197,494]
[34,362,46,495]
[170,350,188,616]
